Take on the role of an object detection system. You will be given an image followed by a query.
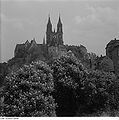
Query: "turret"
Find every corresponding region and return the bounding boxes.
[46,16,52,33]
[46,15,52,45]
[57,15,63,45]
[57,15,63,33]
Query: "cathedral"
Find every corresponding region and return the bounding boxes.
[13,15,87,65]
[46,15,64,46]
[14,15,67,62]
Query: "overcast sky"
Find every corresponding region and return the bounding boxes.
[1,0,119,62]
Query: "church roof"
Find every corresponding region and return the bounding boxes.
[15,44,25,51]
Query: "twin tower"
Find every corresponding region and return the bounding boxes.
[46,15,64,46]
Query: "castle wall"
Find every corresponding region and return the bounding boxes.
[111,47,119,74]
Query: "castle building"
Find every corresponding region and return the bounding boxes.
[14,15,66,62]
[106,38,119,74]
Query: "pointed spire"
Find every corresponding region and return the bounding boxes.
[47,14,52,33]
[58,13,62,25]
[57,14,63,33]
[43,36,45,45]
[48,14,52,25]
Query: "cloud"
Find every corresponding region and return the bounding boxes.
[1,13,9,22]
[74,13,102,25]
[1,13,34,30]
[13,22,24,30]
[74,6,119,29]
[1,13,24,30]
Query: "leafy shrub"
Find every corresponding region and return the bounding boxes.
[51,51,119,116]
[78,70,119,115]
[98,56,114,72]
[51,51,88,116]
[0,63,8,87]
[0,61,56,117]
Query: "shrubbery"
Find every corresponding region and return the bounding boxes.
[77,70,119,116]
[0,61,56,117]
[51,51,119,116]
[1,52,119,117]
[51,51,88,116]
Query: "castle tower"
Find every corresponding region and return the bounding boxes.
[46,15,52,45]
[57,15,63,45]
[57,15,62,33]
[106,38,119,74]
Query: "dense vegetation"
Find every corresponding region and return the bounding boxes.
[0,51,119,116]
[0,61,56,117]
[51,51,119,116]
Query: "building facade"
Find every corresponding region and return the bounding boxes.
[46,15,63,46]
[14,15,67,61]
[106,38,119,74]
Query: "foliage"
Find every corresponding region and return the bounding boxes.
[0,63,8,87]
[51,51,88,116]
[0,61,56,117]
[51,51,87,89]
[51,51,119,116]
[78,70,119,115]
[99,56,114,72]
[65,45,86,61]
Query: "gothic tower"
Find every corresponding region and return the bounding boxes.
[57,15,63,45]
[46,15,52,45]
[46,15,64,46]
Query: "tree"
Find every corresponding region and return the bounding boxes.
[100,56,114,72]
[0,62,8,87]
[0,61,56,117]
[75,69,119,116]
[51,51,88,116]
[51,51,119,116]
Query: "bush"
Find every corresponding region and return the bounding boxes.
[51,51,119,116]
[0,61,56,117]
[78,70,119,115]
[51,51,88,116]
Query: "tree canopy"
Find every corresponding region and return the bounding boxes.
[0,61,56,117]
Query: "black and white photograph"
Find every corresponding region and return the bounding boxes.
[0,0,119,118]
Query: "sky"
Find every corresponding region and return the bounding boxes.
[1,0,119,62]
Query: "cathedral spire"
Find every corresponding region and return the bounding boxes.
[46,14,52,33]
[48,14,52,25]
[57,14,63,33]
[58,14,62,25]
